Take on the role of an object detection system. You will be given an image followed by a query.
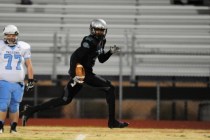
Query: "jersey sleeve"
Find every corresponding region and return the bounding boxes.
[19,41,32,59]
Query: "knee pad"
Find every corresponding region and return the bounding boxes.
[0,102,8,112]
[9,102,19,113]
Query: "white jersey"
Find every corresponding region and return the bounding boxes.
[0,40,31,82]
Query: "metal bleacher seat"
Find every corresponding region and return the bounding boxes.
[124,6,210,77]
[0,1,209,77]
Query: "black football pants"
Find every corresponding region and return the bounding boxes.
[32,73,116,121]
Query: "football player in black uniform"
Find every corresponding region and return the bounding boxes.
[22,19,129,128]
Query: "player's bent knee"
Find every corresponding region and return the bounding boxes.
[107,84,115,93]
[105,80,115,91]
[62,97,72,105]
[9,103,19,113]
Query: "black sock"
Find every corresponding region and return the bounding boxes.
[10,122,17,130]
[0,121,4,129]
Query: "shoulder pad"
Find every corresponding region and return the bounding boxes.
[82,41,90,49]
[84,35,94,42]
[81,36,95,49]
[17,41,31,49]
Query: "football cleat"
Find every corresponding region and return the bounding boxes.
[10,122,17,133]
[21,104,33,126]
[108,120,129,128]
[0,122,4,134]
[0,129,3,134]
[10,129,17,134]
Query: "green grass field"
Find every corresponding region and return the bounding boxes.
[0,126,210,140]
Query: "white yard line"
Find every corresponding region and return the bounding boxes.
[74,134,87,140]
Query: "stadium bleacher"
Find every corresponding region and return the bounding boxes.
[0,0,209,78]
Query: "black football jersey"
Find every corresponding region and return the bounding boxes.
[69,35,112,77]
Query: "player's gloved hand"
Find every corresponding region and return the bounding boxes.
[73,76,85,84]
[70,76,85,87]
[25,79,35,94]
[110,45,120,54]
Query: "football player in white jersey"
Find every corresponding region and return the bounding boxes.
[0,25,34,133]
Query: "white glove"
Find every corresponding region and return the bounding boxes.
[110,45,120,54]
[70,76,85,87]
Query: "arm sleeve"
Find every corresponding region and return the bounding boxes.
[98,51,112,63]
[98,39,112,63]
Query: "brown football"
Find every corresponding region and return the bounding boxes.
[75,63,85,78]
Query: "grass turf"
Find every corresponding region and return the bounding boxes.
[0,126,210,140]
